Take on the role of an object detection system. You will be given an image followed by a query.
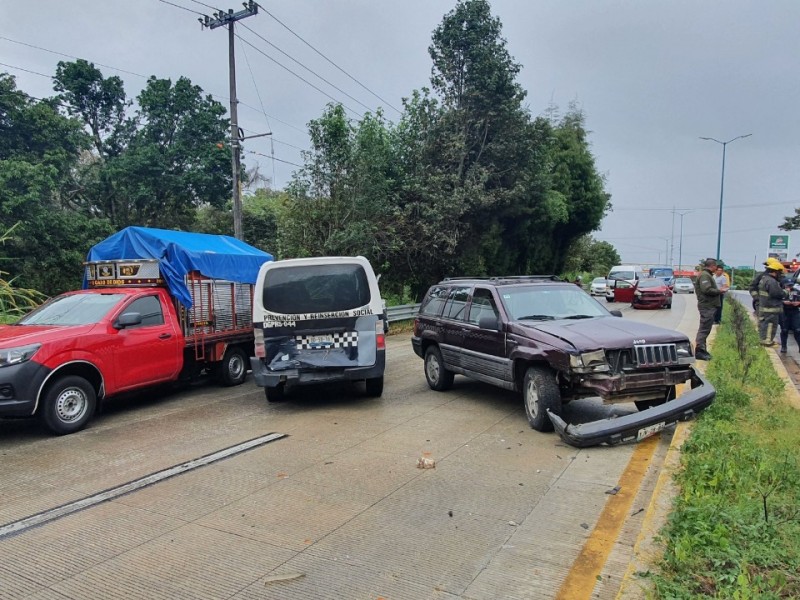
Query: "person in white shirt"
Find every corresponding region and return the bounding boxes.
[713,266,729,324]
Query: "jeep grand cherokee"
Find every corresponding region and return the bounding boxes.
[411,276,714,447]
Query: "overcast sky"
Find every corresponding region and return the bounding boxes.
[3,0,798,270]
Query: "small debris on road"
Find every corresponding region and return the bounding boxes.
[605,486,621,495]
[417,456,435,469]
[580,522,589,529]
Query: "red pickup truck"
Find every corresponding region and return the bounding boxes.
[0,227,272,435]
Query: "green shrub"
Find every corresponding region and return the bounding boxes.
[652,297,800,599]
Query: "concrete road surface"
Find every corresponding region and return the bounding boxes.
[0,294,701,599]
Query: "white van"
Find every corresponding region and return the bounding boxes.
[250,256,386,401]
[604,265,645,301]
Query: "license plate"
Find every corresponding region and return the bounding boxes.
[636,421,665,441]
[308,335,334,347]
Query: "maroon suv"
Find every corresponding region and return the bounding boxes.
[411,276,714,447]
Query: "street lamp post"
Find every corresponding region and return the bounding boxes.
[700,134,752,260]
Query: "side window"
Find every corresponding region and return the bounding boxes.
[468,288,499,325]
[419,286,448,317]
[443,286,470,321]
[124,296,165,327]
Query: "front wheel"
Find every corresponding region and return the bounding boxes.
[365,376,384,397]
[424,346,454,391]
[40,375,96,435]
[523,366,561,432]
[219,346,248,386]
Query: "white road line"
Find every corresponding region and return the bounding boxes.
[0,432,287,539]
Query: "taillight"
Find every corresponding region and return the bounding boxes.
[375,322,386,350]
[254,326,265,358]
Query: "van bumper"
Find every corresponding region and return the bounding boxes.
[0,361,50,418]
[250,351,386,389]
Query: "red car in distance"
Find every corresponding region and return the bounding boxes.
[629,277,673,309]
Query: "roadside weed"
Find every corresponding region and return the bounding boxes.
[651,298,800,599]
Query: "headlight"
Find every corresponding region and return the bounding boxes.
[676,341,693,359]
[0,343,41,368]
[570,349,609,372]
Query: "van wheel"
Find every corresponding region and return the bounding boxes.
[365,376,384,397]
[40,376,96,435]
[219,346,248,386]
[265,385,285,403]
[523,366,561,432]
[424,346,454,391]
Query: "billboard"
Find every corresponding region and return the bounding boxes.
[769,234,789,250]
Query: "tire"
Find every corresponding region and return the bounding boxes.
[365,376,384,397]
[523,366,561,432]
[635,385,675,411]
[40,376,96,435]
[219,346,248,386]
[265,385,285,403]
[424,346,454,391]
[606,297,614,303]
[666,302,672,309]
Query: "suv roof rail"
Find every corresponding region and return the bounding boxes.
[441,275,562,283]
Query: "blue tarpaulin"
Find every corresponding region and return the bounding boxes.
[84,226,273,308]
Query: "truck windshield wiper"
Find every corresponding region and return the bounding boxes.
[517,314,555,321]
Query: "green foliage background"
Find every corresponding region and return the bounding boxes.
[1,0,614,302]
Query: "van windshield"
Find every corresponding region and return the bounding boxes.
[608,271,635,281]
[263,264,372,314]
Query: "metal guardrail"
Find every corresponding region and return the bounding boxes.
[386,303,421,322]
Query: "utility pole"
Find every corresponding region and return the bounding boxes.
[201,1,259,240]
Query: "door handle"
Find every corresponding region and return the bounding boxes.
[159,333,172,340]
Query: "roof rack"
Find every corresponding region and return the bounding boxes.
[441,275,562,283]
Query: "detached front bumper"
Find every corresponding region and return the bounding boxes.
[548,368,715,448]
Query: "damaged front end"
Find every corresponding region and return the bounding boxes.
[548,368,715,448]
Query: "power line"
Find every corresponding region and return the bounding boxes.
[234,33,363,118]
[0,36,310,138]
[246,149,302,167]
[158,0,206,16]
[239,23,375,114]
[185,0,224,11]
[613,200,797,212]
[255,3,401,115]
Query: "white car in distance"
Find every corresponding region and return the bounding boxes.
[672,277,694,294]
[590,277,608,296]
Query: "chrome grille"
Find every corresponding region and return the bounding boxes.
[633,344,678,366]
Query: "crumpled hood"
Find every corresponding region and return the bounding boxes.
[0,324,97,348]
[522,317,688,351]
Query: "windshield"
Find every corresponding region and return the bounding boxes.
[638,279,664,289]
[592,277,606,284]
[499,285,610,321]
[608,270,635,281]
[18,293,125,326]
[676,278,692,283]
[649,267,674,278]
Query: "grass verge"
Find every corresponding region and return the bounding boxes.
[651,298,800,598]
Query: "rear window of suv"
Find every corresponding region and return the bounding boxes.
[263,264,371,314]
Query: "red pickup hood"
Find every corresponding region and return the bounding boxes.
[524,317,688,350]
[0,324,98,347]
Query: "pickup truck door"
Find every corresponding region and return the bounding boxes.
[111,293,182,391]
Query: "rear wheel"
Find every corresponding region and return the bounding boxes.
[523,366,561,432]
[365,376,384,397]
[219,346,248,386]
[424,346,454,391]
[40,376,96,435]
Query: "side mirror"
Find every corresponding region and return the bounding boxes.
[116,312,143,328]
[478,314,500,331]
[610,310,623,317]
